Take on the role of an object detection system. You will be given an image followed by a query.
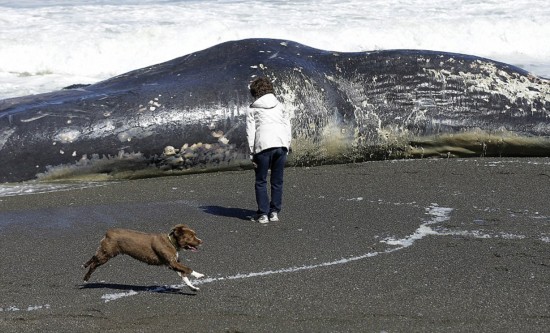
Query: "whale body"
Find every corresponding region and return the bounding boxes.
[0,38,549,183]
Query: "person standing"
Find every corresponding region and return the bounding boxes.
[246,77,292,224]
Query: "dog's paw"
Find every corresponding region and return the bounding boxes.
[191,271,205,279]
[182,276,200,291]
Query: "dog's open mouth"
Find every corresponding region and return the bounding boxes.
[184,245,199,252]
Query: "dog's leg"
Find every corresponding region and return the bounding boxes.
[83,235,121,282]
[191,271,205,279]
[168,260,204,291]
[82,257,94,269]
[177,272,203,291]
[83,256,101,282]
[82,250,116,281]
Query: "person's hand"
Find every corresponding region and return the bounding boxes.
[252,161,258,168]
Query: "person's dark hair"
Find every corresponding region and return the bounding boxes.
[249,77,274,99]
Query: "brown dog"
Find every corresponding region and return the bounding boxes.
[82,224,205,291]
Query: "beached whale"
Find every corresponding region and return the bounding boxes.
[0,38,549,183]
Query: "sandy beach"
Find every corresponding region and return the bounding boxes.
[0,158,549,332]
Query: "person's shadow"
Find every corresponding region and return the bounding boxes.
[200,205,255,220]
[79,282,197,296]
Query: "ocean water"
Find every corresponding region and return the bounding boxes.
[0,0,549,100]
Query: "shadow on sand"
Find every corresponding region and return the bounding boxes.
[200,205,255,220]
[79,282,197,296]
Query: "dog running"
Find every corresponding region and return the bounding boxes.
[82,224,205,291]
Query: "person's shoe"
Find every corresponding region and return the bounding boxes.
[269,212,279,222]
[254,215,269,224]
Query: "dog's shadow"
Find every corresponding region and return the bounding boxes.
[79,282,197,296]
[200,205,255,220]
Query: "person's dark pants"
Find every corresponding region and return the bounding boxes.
[253,147,288,216]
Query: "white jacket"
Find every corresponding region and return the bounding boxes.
[246,93,292,155]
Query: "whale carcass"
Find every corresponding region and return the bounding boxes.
[0,38,549,183]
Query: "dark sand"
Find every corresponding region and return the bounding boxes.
[0,158,549,332]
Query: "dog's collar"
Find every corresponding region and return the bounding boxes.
[167,234,179,250]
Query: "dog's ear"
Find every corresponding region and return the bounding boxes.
[171,224,189,236]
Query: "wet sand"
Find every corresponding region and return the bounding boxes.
[0,158,549,332]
